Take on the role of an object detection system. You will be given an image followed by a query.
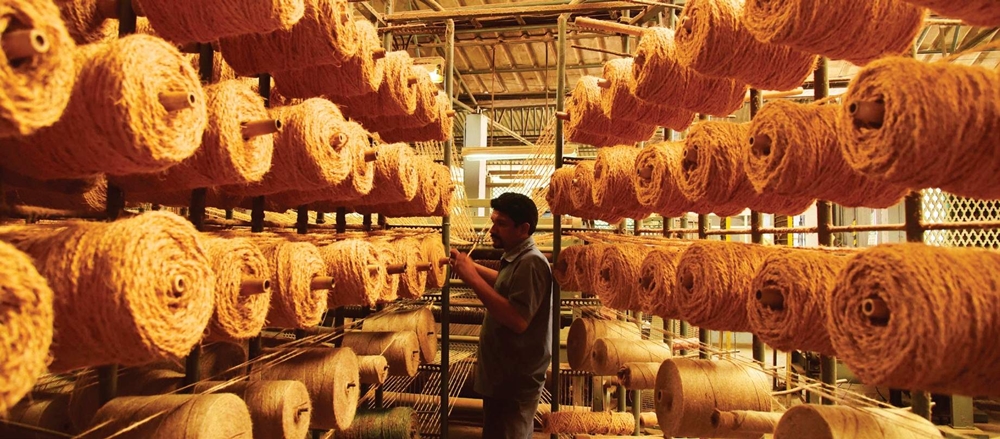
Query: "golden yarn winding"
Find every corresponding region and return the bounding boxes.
[377,93,455,143]
[567,76,657,145]
[567,317,641,372]
[675,0,816,91]
[3,173,107,213]
[358,355,389,385]
[655,358,772,438]
[570,243,607,294]
[321,238,386,307]
[543,411,636,435]
[593,145,652,220]
[113,79,275,192]
[632,141,692,217]
[203,237,271,342]
[743,0,924,66]
[0,34,207,179]
[638,245,686,319]
[746,101,908,208]
[53,0,115,44]
[594,243,653,311]
[571,163,624,224]
[899,0,1000,27]
[828,243,1000,396]
[218,0,358,75]
[675,240,776,332]
[0,241,53,415]
[372,240,401,302]
[393,237,428,299]
[340,407,420,439]
[601,58,695,131]
[631,27,746,117]
[193,380,312,439]
[186,52,239,84]
[0,212,214,372]
[547,167,579,217]
[747,248,848,356]
[0,394,74,438]
[85,394,252,439]
[137,0,305,44]
[374,51,418,116]
[838,56,1000,200]
[0,0,75,138]
[342,331,421,377]
[774,405,941,439]
[618,361,662,390]
[68,368,184,431]
[592,338,672,377]
[256,347,360,431]
[352,143,420,205]
[421,234,447,289]
[553,243,581,291]
[259,240,328,329]
[363,306,437,363]
[272,19,384,99]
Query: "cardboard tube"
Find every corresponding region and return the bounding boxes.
[849,99,885,129]
[861,297,889,322]
[240,278,271,296]
[310,276,334,290]
[555,111,570,121]
[159,92,196,112]
[755,287,783,310]
[2,29,49,60]
[241,119,282,139]
[386,264,406,275]
[597,78,612,89]
[364,149,378,162]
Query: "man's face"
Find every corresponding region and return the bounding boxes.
[489,211,526,249]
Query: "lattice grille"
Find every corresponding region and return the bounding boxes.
[923,189,1000,248]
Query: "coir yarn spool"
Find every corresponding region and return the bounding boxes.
[203,237,271,342]
[342,331,421,377]
[593,145,653,220]
[53,0,115,44]
[773,404,941,439]
[358,355,389,385]
[828,243,1000,396]
[0,0,75,138]
[339,407,420,439]
[655,358,772,438]
[393,237,428,299]
[218,0,358,75]
[592,338,672,377]
[899,0,1000,27]
[0,393,74,438]
[136,0,305,44]
[546,167,580,217]
[553,243,582,291]
[3,174,107,212]
[674,240,777,332]
[0,34,207,179]
[618,362,662,390]
[570,243,608,294]
[421,234,447,289]
[638,245,686,319]
[679,121,814,216]
[68,368,184,431]
[112,79,276,192]
[675,0,816,91]
[594,243,653,311]
[742,0,924,66]
[542,411,636,435]
[84,394,252,438]
[372,240,402,303]
[272,19,384,99]
[376,93,455,143]
[363,306,437,364]
[150,341,249,381]
[630,27,747,117]
[186,52,239,84]
[353,160,444,217]
[838,56,1000,200]
[370,74,441,131]
[193,380,312,439]
[375,51,418,117]
[571,163,624,224]
[0,211,214,372]
[351,143,420,205]
[600,58,696,131]
[321,238,386,307]
[632,141,693,218]
[566,76,657,145]
[746,100,908,208]
[0,241,53,415]
[256,347,360,431]
[567,317,641,372]
[259,240,328,329]
[747,248,849,356]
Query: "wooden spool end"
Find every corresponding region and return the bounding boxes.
[310,276,335,291]
[749,134,772,157]
[172,276,187,294]
[364,149,378,162]
[407,75,419,86]
[240,278,271,296]
[445,110,456,118]
[637,165,653,180]
[372,48,386,60]
[242,119,282,140]
[572,16,644,37]
[386,263,407,275]
[415,262,432,272]
[438,257,450,266]
[849,98,885,129]
[2,29,49,60]
[331,133,347,148]
[681,16,694,35]
[861,297,890,325]
[596,78,612,89]
[159,92,197,112]
[555,111,570,121]
[755,287,783,311]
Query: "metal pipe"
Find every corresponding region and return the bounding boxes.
[439,19,455,439]
[336,207,347,234]
[631,389,641,435]
[97,365,118,406]
[296,206,309,234]
[749,87,765,364]
[549,15,568,434]
[385,1,645,22]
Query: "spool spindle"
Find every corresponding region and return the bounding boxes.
[756,287,783,310]
[573,17,644,37]
[310,276,335,290]
[3,29,49,60]
[861,297,889,324]
[159,91,196,112]
[364,149,378,162]
[241,119,282,139]
[386,263,407,275]
[555,111,570,121]
[848,98,885,129]
[240,278,271,296]
[372,48,386,59]
[407,75,418,86]
[596,78,611,89]
[749,134,772,157]
[415,262,432,272]
[445,109,456,117]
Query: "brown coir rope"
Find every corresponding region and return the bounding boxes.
[631,27,747,117]
[421,233,447,289]
[618,361,662,390]
[259,240,329,329]
[743,0,925,66]
[593,145,652,220]
[0,0,75,138]
[747,248,849,357]
[362,306,437,363]
[218,0,358,75]
[675,240,777,332]
[53,0,116,44]
[321,238,386,307]
[339,407,419,439]
[272,19,384,99]
[592,338,671,377]
[675,0,817,91]
[838,56,1000,200]
[774,404,941,438]
[137,0,305,44]
[0,211,214,372]
[542,410,636,435]
[112,79,276,192]
[342,331,421,377]
[829,243,1000,396]
[85,394,252,438]
[68,368,184,431]
[0,393,73,438]
[255,347,360,431]
[351,143,420,205]
[547,167,580,217]
[371,240,402,303]
[594,243,653,311]
[376,92,455,143]
[570,243,608,295]
[553,243,582,291]
[638,245,687,320]
[567,317,640,372]
[392,237,428,300]
[358,355,389,385]
[374,74,442,130]
[899,0,1000,27]
[571,163,624,224]
[746,100,909,208]
[3,173,107,213]
[655,358,773,438]
[0,241,52,415]
[633,141,693,218]
[203,237,271,342]
[0,34,206,179]
[600,58,696,131]
[193,380,312,439]
[374,51,418,116]
[566,76,656,146]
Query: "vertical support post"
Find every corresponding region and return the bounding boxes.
[662,216,671,238]
[251,73,271,234]
[363,213,373,232]
[632,389,642,435]
[679,321,689,356]
[97,365,118,405]
[697,214,710,359]
[550,15,569,427]
[336,207,347,234]
[812,57,837,405]
[225,209,234,220]
[315,211,325,224]
[617,385,626,412]
[904,190,932,419]
[439,19,455,439]
[749,87,766,364]
[297,206,309,234]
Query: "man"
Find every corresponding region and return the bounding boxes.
[449,192,553,439]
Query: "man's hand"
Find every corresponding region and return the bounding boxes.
[449,248,478,282]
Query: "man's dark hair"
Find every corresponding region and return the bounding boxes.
[491,192,538,235]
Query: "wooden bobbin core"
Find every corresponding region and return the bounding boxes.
[861,297,890,325]
[2,29,49,60]
[848,98,885,129]
[596,78,611,89]
[310,276,335,290]
[756,287,784,310]
[364,149,378,162]
[240,278,271,296]
[241,118,282,140]
[159,91,196,112]
[415,262,432,272]
[372,48,386,60]
[555,111,570,121]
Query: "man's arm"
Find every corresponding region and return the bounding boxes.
[475,263,498,285]
[450,249,528,333]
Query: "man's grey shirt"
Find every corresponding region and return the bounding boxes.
[474,236,553,401]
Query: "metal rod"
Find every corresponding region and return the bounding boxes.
[385,1,645,22]
[97,364,118,406]
[183,346,201,392]
[749,87,765,364]
[440,18,455,439]
[251,196,266,233]
[548,13,567,435]
[572,16,644,37]
[336,207,347,234]
[189,188,207,231]
[296,206,309,234]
